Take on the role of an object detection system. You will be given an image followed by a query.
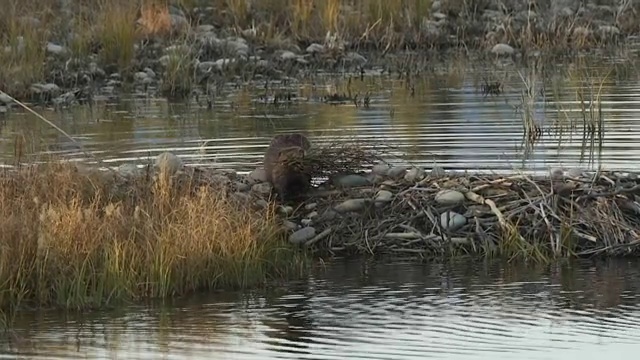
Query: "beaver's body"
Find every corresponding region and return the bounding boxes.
[263,134,312,201]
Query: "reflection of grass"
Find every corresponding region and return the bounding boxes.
[0,162,306,319]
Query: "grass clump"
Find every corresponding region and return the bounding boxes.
[0,162,306,315]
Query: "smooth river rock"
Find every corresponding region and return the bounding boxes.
[404,167,426,182]
[435,189,465,206]
[375,190,394,204]
[155,152,183,175]
[334,198,369,213]
[372,163,390,176]
[387,166,408,179]
[289,227,316,244]
[440,211,467,231]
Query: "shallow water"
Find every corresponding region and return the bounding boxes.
[2,57,640,174]
[2,258,640,359]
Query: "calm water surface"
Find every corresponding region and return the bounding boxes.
[2,58,640,173]
[2,258,640,359]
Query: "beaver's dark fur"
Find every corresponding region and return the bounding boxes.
[263,134,312,201]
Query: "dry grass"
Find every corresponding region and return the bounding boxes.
[0,162,306,315]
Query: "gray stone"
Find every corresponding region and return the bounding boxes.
[435,189,465,205]
[279,206,294,215]
[251,183,272,195]
[566,168,583,178]
[372,163,390,176]
[315,209,338,223]
[306,43,324,53]
[301,219,313,226]
[305,203,318,211]
[334,198,369,213]
[279,50,298,60]
[440,211,467,231]
[46,42,67,56]
[388,166,408,179]
[0,92,12,104]
[491,43,515,55]
[375,190,394,202]
[307,211,318,218]
[254,199,269,208]
[335,174,371,188]
[234,182,250,192]
[116,164,140,178]
[249,168,268,183]
[404,167,426,182]
[549,167,564,180]
[154,152,183,175]
[289,227,316,244]
[283,220,298,231]
[232,192,251,203]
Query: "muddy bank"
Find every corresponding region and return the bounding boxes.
[0,0,637,111]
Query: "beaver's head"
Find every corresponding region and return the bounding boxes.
[277,146,306,163]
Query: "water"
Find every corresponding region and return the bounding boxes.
[3,258,640,359]
[2,58,640,174]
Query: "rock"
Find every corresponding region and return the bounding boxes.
[234,182,250,192]
[306,43,324,53]
[279,50,298,61]
[46,42,67,56]
[375,190,394,206]
[301,219,313,226]
[307,211,318,218]
[251,183,272,196]
[154,152,183,175]
[440,211,467,231]
[334,174,371,188]
[430,165,446,177]
[315,209,338,223]
[549,167,564,180]
[305,203,318,211]
[289,227,316,244]
[231,192,251,203]
[116,164,140,177]
[334,199,369,213]
[249,168,268,183]
[434,189,465,206]
[491,43,515,56]
[0,106,7,114]
[388,166,408,179]
[254,199,269,208]
[566,168,583,178]
[372,163,390,176]
[404,167,426,182]
[343,52,367,65]
[279,206,294,215]
[283,220,298,231]
[0,92,12,104]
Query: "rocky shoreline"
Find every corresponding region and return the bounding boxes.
[0,0,637,113]
[103,150,640,260]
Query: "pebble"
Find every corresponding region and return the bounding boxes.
[155,152,183,175]
[289,227,316,244]
[254,199,269,208]
[372,163,390,176]
[549,167,564,180]
[566,168,583,178]
[251,183,272,196]
[249,168,268,183]
[334,198,369,213]
[301,219,313,226]
[440,211,467,231]
[234,181,250,192]
[116,164,140,178]
[430,165,446,177]
[305,203,318,211]
[388,166,408,179]
[315,209,338,223]
[307,211,318,218]
[491,43,515,55]
[231,192,251,203]
[435,189,465,206]
[283,220,298,231]
[279,206,294,215]
[375,190,394,204]
[404,167,426,182]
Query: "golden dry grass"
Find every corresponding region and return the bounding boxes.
[0,162,306,314]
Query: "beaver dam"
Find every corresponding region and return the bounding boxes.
[9,140,640,262]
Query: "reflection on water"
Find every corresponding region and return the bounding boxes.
[2,59,640,173]
[2,258,640,359]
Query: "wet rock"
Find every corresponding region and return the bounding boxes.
[234,181,250,192]
[334,174,371,188]
[372,163,390,176]
[388,166,408,179]
[305,203,318,211]
[375,190,394,205]
[249,168,268,183]
[251,182,272,196]
[491,43,515,56]
[289,227,316,244]
[440,211,467,231]
[435,189,465,206]
[334,198,369,213]
[283,220,298,231]
[404,167,426,183]
[154,152,183,175]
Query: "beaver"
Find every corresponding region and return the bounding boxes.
[263,133,312,201]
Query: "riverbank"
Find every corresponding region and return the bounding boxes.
[0,0,636,108]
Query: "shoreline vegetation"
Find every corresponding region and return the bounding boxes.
[2,138,640,317]
[0,0,637,104]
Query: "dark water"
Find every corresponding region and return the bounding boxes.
[2,57,640,174]
[2,258,640,359]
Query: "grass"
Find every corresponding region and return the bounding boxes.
[0,161,307,318]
